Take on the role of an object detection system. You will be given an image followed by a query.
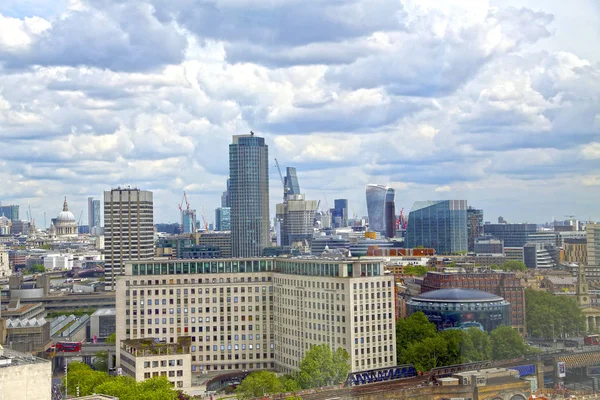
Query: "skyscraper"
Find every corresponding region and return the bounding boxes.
[182,209,196,233]
[103,188,154,290]
[229,133,270,257]
[215,207,231,231]
[0,205,19,221]
[88,197,101,228]
[332,199,348,228]
[221,178,230,208]
[276,194,318,248]
[283,167,300,197]
[467,207,483,252]
[406,200,468,254]
[384,189,396,238]
[366,184,393,235]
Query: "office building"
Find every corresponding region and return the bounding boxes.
[104,188,154,291]
[0,204,19,221]
[198,231,231,258]
[467,207,484,252]
[283,167,300,197]
[563,238,587,265]
[366,184,394,235]
[215,207,231,231]
[0,246,10,278]
[116,257,396,378]
[0,347,52,400]
[406,200,468,254]
[474,238,504,254]
[229,133,270,257]
[221,178,230,208]
[523,243,557,269]
[421,269,526,334]
[88,197,101,228]
[275,194,318,248]
[384,189,396,238]
[483,223,537,248]
[588,224,600,267]
[10,220,30,235]
[182,209,196,234]
[332,199,348,228]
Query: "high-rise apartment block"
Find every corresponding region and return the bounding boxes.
[483,223,537,248]
[115,257,396,379]
[104,188,154,290]
[406,200,468,254]
[366,184,394,235]
[215,207,231,231]
[467,207,483,252]
[0,205,19,221]
[229,134,270,257]
[88,197,101,228]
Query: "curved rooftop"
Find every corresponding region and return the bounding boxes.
[413,288,503,303]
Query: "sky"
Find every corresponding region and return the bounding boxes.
[0,0,599,226]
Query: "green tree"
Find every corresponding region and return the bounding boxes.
[461,327,492,362]
[490,326,527,360]
[105,333,117,344]
[499,260,528,272]
[396,312,437,360]
[401,336,448,372]
[438,329,463,366]
[64,362,111,397]
[29,264,46,273]
[94,350,108,372]
[525,289,585,337]
[236,371,283,399]
[279,375,301,393]
[297,345,350,388]
[403,265,429,276]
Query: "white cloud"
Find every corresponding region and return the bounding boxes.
[435,185,452,192]
[581,143,600,160]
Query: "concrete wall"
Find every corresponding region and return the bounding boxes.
[0,361,51,400]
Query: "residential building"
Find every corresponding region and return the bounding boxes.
[0,205,19,221]
[483,223,537,248]
[474,238,504,254]
[120,337,192,389]
[275,194,318,248]
[563,238,587,265]
[116,257,396,381]
[331,199,348,228]
[283,167,300,197]
[467,207,484,252]
[406,200,468,254]
[0,347,52,400]
[229,133,270,257]
[365,184,394,235]
[104,188,154,291]
[420,269,526,334]
[88,197,101,228]
[215,207,231,231]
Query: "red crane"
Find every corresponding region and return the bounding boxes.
[397,208,407,230]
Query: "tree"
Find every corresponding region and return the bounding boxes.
[403,265,428,276]
[279,375,301,393]
[105,333,117,344]
[94,350,108,372]
[401,336,448,372]
[525,289,585,337]
[461,327,492,362]
[29,264,45,273]
[236,371,283,399]
[438,329,463,366]
[396,312,437,360]
[490,326,527,360]
[499,260,528,272]
[297,345,350,389]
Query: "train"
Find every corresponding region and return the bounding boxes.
[345,360,493,387]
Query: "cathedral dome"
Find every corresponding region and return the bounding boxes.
[56,197,76,223]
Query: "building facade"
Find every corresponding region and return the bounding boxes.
[115,257,396,380]
[215,207,231,231]
[332,199,348,228]
[88,197,101,229]
[406,200,468,254]
[182,209,196,234]
[588,224,600,267]
[483,223,537,248]
[229,134,270,257]
[0,347,52,400]
[421,270,526,334]
[275,194,318,248]
[384,189,396,239]
[467,207,484,252]
[198,232,231,258]
[563,238,587,265]
[0,205,19,221]
[474,238,504,254]
[365,184,393,235]
[104,188,154,291]
[283,167,300,197]
[221,178,230,208]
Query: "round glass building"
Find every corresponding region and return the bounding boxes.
[406,288,511,332]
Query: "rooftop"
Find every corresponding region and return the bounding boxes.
[0,345,50,368]
[414,288,503,302]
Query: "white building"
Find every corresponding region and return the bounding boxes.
[0,246,11,278]
[0,345,52,400]
[116,257,396,385]
[43,254,73,270]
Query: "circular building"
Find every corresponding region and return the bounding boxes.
[53,197,78,237]
[406,288,510,332]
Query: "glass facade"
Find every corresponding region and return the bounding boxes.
[284,167,300,197]
[406,200,468,254]
[366,184,393,234]
[482,223,537,248]
[215,207,231,231]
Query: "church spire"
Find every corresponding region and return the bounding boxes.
[63,197,69,212]
[577,263,590,307]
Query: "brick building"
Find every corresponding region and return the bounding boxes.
[420,270,526,334]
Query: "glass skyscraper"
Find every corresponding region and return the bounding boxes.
[284,167,300,197]
[406,200,468,254]
[182,209,196,233]
[366,184,394,235]
[229,133,270,257]
[215,207,231,231]
[483,223,537,247]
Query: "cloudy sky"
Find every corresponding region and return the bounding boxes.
[0,0,599,226]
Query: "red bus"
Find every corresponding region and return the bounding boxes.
[55,342,82,352]
[584,335,600,345]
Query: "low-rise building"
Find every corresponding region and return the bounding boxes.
[90,308,116,340]
[120,337,192,389]
[4,317,51,353]
[0,345,52,400]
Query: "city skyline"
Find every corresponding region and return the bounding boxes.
[0,1,599,224]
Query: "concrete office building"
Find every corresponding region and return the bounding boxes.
[275,194,318,248]
[406,200,468,254]
[104,188,154,291]
[474,238,504,254]
[198,231,231,258]
[366,184,394,235]
[115,257,396,380]
[467,207,484,252]
[588,224,600,267]
[229,134,270,257]
[215,207,231,231]
[88,197,101,229]
[0,346,52,400]
[483,223,537,248]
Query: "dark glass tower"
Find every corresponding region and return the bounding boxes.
[229,133,270,257]
[284,167,300,197]
[467,207,484,252]
[385,189,396,238]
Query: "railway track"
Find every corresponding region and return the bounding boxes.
[301,376,427,400]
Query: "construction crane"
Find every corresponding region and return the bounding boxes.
[397,208,407,230]
[201,206,209,231]
[78,210,83,227]
[178,192,191,233]
[274,158,289,198]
